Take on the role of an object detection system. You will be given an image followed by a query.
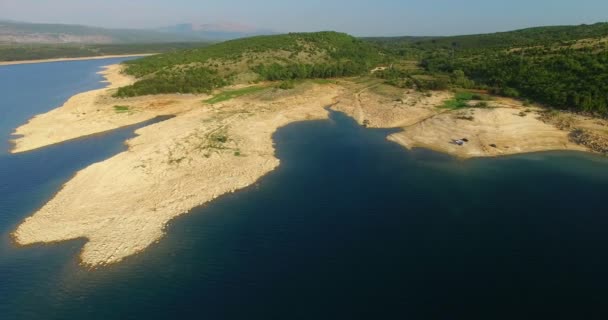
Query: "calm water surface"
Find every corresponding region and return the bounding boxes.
[1,60,608,319]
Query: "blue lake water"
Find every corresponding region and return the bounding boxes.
[1,59,608,319]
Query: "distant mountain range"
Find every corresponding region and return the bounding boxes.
[156,23,275,41]
[0,20,275,44]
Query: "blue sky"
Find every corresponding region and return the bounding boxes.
[1,0,607,36]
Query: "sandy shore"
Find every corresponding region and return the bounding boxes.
[0,54,155,67]
[13,68,342,266]
[333,83,594,158]
[11,68,607,266]
[10,63,199,153]
[387,107,587,158]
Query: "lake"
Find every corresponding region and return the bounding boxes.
[1,59,608,320]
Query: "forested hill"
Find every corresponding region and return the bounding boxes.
[0,21,214,62]
[116,32,384,97]
[366,22,608,51]
[366,23,608,115]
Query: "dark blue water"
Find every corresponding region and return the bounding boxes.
[2,61,608,320]
[0,58,140,154]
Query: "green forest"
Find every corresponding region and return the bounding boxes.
[115,32,383,97]
[368,22,608,115]
[112,24,608,115]
[115,66,227,97]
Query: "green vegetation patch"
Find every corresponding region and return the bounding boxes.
[277,80,296,90]
[115,66,227,97]
[442,98,469,109]
[116,31,384,97]
[441,91,490,109]
[204,86,268,104]
[194,127,244,158]
[366,23,608,115]
[370,84,404,99]
[124,31,382,78]
[113,105,131,113]
[209,131,228,145]
[375,67,450,91]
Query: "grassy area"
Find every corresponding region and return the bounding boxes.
[440,91,491,109]
[113,105,131,113]
[370,83,404,99]
[204,86,268,104]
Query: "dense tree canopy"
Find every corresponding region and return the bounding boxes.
[116,32,384,97]
[115,66,227,97]
[367,23,608,114]
[113,25,608,114]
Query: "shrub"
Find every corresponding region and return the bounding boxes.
[277,80,295,90]
[456,115,475,121]
[113,105,131,113]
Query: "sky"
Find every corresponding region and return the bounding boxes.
[1,0,607,36]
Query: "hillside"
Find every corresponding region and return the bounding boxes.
[115,31,384,97]
[367,22,608,51]
[0,21,203,44]
[365,23,608,114]
[0,43,211,62]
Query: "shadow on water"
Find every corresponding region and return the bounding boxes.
[2,107,607,320]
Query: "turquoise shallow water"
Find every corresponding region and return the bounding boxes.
[1,60,608,319]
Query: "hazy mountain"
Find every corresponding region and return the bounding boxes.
[157,23,276,41]
[0,21,204,44]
